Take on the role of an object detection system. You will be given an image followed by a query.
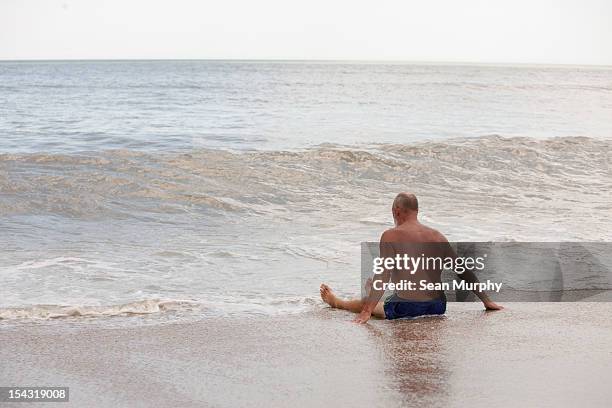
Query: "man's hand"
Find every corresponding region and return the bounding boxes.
[353,310,372,324]
[483,300,504,311]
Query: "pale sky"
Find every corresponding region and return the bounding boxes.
[1,0,611,65]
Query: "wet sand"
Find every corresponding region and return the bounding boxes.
[1,303,611,407]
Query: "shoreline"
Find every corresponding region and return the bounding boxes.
[1,303,611,407]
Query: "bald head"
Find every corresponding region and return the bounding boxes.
[393,192,418,212]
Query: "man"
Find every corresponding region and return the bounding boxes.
[320,192,503,324]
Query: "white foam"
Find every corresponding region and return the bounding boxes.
[0,299,202,320]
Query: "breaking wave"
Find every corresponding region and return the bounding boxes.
[1,135,610,218]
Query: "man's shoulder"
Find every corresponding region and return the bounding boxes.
[380,223,450,243]
[380,228,400,242]
[422,225,449,243]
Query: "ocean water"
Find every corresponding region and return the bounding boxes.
[1,61,611,321]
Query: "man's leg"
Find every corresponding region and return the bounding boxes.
[320,284,385,318]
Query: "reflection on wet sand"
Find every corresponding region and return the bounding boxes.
[367,316,450,406]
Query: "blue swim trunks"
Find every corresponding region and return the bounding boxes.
[383,293,446,320]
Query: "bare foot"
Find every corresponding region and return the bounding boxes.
[320,283,339,308]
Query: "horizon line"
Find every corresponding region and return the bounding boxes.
[1,58,611,69]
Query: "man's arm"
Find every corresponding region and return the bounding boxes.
[446,239,503,311]
[457,268,503,310]
[353,231,394,323]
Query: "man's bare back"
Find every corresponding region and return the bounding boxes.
[320,192,503,324]
[380,219,451,301]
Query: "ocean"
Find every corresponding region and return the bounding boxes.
[1,61,611,321]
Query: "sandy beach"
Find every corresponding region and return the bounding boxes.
[3,2,612,406]
[1,302,611,407]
